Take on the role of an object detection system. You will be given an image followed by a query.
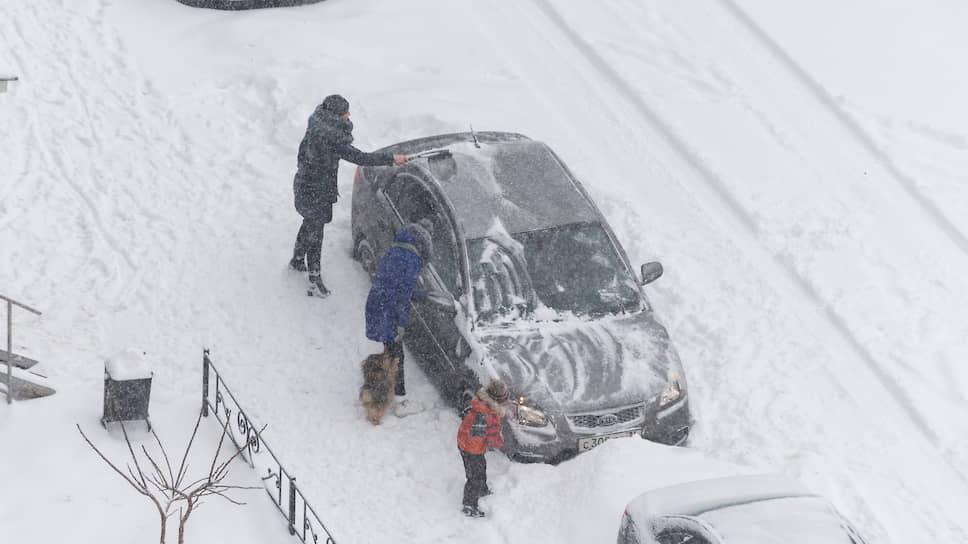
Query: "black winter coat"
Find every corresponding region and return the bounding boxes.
[293,106,394,222]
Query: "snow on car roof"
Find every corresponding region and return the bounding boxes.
[625,475,856,543]
[701,496,856,544]
[429,140,601,239]
[625,474,812,520]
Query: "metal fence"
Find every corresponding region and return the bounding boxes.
[2,294,42,404]
[202,349,337,543]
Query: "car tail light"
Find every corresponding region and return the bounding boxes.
[353,167,361,184]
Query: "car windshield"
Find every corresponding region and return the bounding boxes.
[466,222,640,324]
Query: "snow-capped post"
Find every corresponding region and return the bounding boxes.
[288,476,297,535]
[101,348,153,430]
[202,349,210,417]
[4,298,9,404]
[0,74,16,94]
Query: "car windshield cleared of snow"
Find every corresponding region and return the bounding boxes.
[467,222,640,323]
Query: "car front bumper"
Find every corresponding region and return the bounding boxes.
[505,396,691,463]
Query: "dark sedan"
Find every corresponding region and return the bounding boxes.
[351,131,690,463]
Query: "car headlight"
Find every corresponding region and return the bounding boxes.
[659,370,683,408]
[515,397,549,427]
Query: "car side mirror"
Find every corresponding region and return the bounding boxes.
[640,262,663,285]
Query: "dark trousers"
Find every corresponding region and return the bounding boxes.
[460,449,488,508]
[384,341,405,396]
[293,218,326,274]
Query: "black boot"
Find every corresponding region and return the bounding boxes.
[307,274,330,297]
[289,255,307,272]
[462,505,485,518]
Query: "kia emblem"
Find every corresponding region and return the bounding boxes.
[597,414,619,426]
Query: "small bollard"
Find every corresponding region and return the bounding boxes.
[101,349,153,431]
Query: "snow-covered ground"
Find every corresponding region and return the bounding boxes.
[2,0,967,542]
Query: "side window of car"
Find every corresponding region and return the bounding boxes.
[386,175,460,296]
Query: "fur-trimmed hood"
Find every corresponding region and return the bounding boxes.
[393,223,433,263]
[476,388,507,418]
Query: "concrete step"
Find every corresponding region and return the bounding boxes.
[0,367,56,400]
[0,349,39,370]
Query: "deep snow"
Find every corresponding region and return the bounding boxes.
[2,0,967,542]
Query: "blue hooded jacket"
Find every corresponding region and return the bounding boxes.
[365,225,432,342]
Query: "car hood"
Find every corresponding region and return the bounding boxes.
[475,311,679,412]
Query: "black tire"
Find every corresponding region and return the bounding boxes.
[355,237,377,279]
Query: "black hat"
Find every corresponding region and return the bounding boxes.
[486,380,509,403]
[322,94,349,116]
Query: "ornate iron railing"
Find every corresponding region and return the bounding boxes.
[202,349,337,543]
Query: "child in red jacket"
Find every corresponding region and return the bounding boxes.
[457,379,510,518]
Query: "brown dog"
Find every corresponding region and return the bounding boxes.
[359,352,399,425]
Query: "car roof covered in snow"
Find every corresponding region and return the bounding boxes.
[625,474,813,519]
[382,133,601,240]
[625,474,859,544]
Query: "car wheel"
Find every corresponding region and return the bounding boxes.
[355,237,377,278]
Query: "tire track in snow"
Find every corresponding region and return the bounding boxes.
[524,0,947,446]
[19,0,137,275]
[471,2,968,522]
[720,0,968,256]
[488,2,968,537]
[7,0,215,313]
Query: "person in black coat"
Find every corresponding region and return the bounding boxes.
[290,94,408,296]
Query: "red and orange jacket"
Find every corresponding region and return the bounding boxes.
[457,396,505,454]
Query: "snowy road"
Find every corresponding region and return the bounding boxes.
[2,0,966,542]
[466,1,968,540]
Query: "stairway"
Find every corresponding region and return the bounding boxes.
[0,294,53,403]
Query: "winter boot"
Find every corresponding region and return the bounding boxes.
[307,274,330,297]
[289,255,307,272]
[462,505,485,518]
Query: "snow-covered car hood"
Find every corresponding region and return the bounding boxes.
[475,310,679,412]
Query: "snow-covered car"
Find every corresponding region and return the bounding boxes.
[617,474,870,544]
[351,131,690,463]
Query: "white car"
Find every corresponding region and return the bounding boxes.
[617,474,869,544]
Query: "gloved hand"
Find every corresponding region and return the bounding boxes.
[394,325,405,343]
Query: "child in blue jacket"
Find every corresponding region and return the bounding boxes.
[364,220,433,411]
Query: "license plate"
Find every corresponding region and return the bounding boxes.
[578,430,637,452]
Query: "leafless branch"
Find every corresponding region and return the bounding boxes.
[78,407,253,544]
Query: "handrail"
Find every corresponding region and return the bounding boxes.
[201,349,337,543]
[3,294,43,404]
[0,294,42,316]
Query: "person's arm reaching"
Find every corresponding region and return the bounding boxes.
[335,142,408,166]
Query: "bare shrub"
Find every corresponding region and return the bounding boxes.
[77,409,256,543]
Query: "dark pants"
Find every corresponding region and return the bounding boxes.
[460,449,488,508]
[384,341,405,396]
[293,218,326,274]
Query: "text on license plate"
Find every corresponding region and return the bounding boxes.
[578,430,637,452]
